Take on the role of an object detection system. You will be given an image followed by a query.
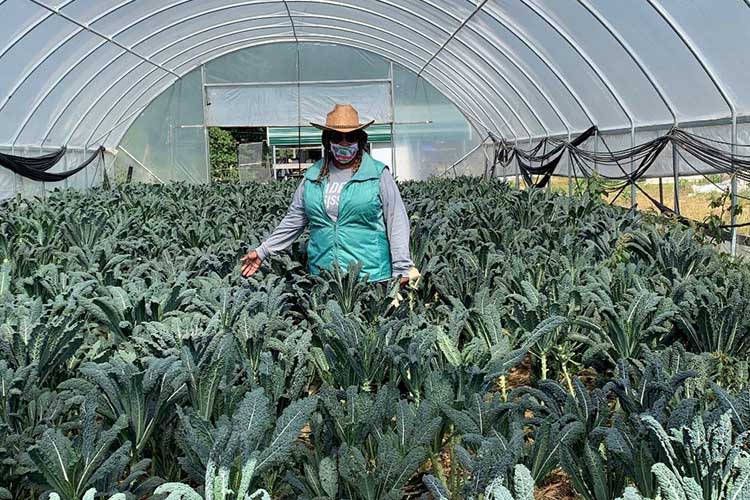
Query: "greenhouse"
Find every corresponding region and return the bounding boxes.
[3,1,750,499]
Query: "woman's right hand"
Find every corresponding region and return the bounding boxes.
[240,250,263,277]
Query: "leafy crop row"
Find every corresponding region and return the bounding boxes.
[0,178,749,499]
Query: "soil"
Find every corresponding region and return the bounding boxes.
[535,468,579,500]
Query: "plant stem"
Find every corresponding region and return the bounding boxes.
[562,362,574,395]
[449,430,458,498]
[430,451,447,486]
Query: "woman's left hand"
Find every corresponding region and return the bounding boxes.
[399,276,409,288]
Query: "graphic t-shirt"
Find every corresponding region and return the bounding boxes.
[323,162,355,222]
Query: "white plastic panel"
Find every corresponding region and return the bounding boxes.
[657,0,750,114]
[207,85,299,126]
[592,1,729,123]
[206,81,391,127]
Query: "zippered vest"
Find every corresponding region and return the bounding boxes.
[303,152,392,282]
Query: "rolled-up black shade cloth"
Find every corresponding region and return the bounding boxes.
[0,146,104,182]
[517,126,597,187]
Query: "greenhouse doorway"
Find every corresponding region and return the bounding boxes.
[208,126,272,182]
[202,61,396,181]
[267,125,393,180]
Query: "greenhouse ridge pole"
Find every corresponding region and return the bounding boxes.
[630,127,636,207]
[25,0,181,79]
[672,140,680,214]
[731,117,738,255]
[389,62,396,177]
[417,0,489,78]
[567,131,572,196]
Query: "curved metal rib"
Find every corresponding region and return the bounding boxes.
[73,26,507,147]
[86,34,506,147]
[28,0,533,146]
[646,0,734,118]
[517,0,633,132]
[476,2,597,131]
[576,0,677,125]
[80,27,509,146]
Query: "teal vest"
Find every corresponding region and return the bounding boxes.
[303,153,392,282]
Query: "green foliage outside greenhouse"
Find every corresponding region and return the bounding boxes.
[209,127,239,182]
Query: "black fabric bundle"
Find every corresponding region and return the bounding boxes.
[0,146,104,182]
[515,125,597,188]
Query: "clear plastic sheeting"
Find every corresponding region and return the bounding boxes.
[300,82,392,126]
[207,85,300,127]
[1,1,750,195]
[114,68,207,185]
[0,146,113,200]
[206,81,392,127]
[392,65,480,180]
[238,142,271,183]
[109,41,478,186]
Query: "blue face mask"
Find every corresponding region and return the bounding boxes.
[330,142,359,164]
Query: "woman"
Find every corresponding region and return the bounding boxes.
[240,104,414,286]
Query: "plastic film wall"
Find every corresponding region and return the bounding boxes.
[4,1,750,193]
[113,69,207,184]
[112,42,481,184]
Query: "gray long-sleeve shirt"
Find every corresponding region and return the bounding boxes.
[255,163,414,277]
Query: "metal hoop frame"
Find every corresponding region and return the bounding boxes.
[0,0,745,157]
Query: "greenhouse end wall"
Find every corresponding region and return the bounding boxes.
[109,42,482,186]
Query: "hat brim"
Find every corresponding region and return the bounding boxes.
[310,119,375,133]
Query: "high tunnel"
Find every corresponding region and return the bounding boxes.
[1,0,750,195]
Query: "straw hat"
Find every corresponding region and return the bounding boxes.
[310,104,375,133]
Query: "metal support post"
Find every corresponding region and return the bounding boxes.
[593,128,598,173]
[731,116,738,255]
[659,178,664,205]
[567,131,572,196]
[672,141,680,214]
[40,145,47,200]
[272,145,277,180]
[389,62,396,177]
[201,65,211,184]
[630,127,636,207]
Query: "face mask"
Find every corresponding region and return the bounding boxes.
[330,142,359,164]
